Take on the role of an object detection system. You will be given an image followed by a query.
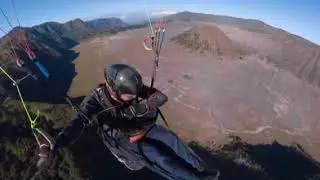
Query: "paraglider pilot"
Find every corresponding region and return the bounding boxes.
[38,63,219,180]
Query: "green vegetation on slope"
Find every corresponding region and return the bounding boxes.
[170,25,246,56]
[0,97,82,179]
[171,29,217,54]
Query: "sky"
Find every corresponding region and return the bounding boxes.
[0,0,319,44]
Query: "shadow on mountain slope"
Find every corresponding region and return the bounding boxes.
[1,50,79,104]
[67,95,86,105]
[189,136,320,180]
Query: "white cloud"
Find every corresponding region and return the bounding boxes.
[120,13,127,19]
[150,10,178,17]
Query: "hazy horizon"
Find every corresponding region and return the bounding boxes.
[0,0,319,45]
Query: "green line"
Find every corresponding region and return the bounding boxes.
[1,66,41,147]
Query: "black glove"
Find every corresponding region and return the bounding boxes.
[34,125,56,169]
[37,144,53,168]
[121,100,149,120]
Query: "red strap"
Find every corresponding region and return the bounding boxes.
[129,130,146,143]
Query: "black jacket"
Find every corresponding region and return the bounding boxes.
[55,83,168,147]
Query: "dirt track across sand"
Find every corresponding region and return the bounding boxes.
[68,22,320,160]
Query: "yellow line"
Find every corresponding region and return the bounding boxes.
[1,66,41,146]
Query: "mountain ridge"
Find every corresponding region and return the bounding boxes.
[0,17,132,60]
[166,11,319,46]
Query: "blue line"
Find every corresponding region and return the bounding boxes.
[35,60,49,78]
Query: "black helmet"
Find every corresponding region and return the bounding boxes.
[104,64,143,97]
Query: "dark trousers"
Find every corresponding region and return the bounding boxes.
[101,124,207,180]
